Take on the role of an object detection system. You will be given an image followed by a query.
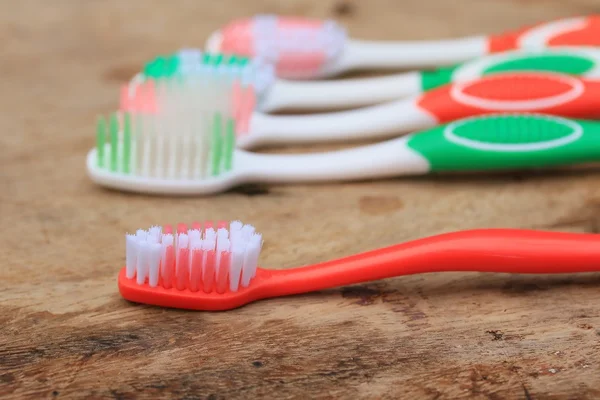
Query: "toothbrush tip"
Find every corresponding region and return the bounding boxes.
[205,30,223,53]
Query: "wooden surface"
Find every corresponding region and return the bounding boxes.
[2,0,600,398]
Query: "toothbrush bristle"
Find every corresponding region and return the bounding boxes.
[96,73,238,180]
[215,15,347,79]
[95,49,276,179]
[140,49,274,98]
[125,221,263,293]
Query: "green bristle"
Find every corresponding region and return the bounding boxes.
[96,116,106,168]
[122,112,131,174]
[223,118,235,171]
[212,54,224,66]
[143,55,181,78]
[109,113,119,172]
[227,55,238,66]
[237,57,250,67]
[164,55,180,76]
[202,52,212,65]
[211,113,223,176]
[144,56,166,78]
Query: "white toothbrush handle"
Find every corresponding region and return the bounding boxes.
[259,72,422,112]
[239,136,430,182]
[338,36,487,71]
[243,98,437,148]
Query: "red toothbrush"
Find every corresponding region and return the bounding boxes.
[119,221,600,311]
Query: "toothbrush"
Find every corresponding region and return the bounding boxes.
[87,111,600,196]
[120,221,600,311]
[127,70,600,149]
[206,14,600,79]
[135,47,600,112]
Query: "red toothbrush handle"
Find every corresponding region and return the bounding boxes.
[263,229,600,297]
[488,15,600,53]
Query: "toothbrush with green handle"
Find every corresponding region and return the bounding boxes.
[87,113,600,196]
[130,47,600,113]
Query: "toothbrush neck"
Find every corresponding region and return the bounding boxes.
[262,229,600,297]
[343,36,487,70]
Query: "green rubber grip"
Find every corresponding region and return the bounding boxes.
[406,114,600,171]
[420,52,597,92]
[420,65,459,91]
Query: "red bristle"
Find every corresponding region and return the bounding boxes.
[202,250,216,293]
[141,81,157,114]
[163,225,173,235]
[177,223,188,234]
[161,245,175,289]
[216,251,231,294]
[217,221,227,229]
[191,222,202,231]
[204,221,214,230]
[176,248,190,291]
[189,249,202,292]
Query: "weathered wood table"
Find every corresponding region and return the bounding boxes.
[2,0,600,398]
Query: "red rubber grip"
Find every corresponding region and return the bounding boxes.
[417,73,600,123]
[488,16,600,52]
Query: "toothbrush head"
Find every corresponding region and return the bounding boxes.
[87,75,246,196]
[206,14,347,79]
[119,221,267,311]
[126,49,275,110]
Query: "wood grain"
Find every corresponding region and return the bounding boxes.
[2,0,600,399]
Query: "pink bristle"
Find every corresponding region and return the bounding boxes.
[177,223,188,234]
[216,251,231,294]
[161,245,175,289]
[189,248,202,292]
[176,248,190,290]
[203,249,216,293]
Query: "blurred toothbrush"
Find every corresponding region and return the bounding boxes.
[134,47,600,112]
[207,14,600,79]
[128,69,600,149]
[87,108,600,196]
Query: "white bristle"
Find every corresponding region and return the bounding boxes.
[215,231,231,276]
[136,241,149,285]
[241,224,255,240]
[148,242,162,287]
[248,233,262,279]
[149,226,162,242]
[188,229,201,243]
[240,235,258,288]
[229,245,245,292]
[176,233,189,274]
[161,233,174,277]
[127,222,262,293]
[230,220,243,233]
[189,232,202,279]
[125,234,138,279]
[205,227,216,242]
[217,227,229,241]
[201,236,216,251]
[177,233,189,249]
[136,229,147,241]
